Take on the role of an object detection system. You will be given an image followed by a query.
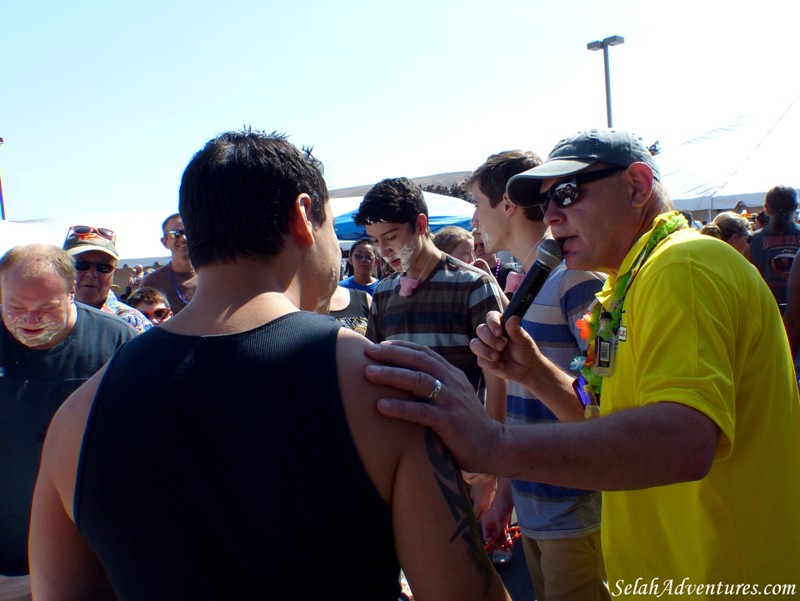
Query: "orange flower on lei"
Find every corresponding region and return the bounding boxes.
[576,313,592,341]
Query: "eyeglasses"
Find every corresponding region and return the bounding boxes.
[542,167,626,210]
[68,225,116,244]
[351,252,375,262]
[75,260,115,274]
[164,229,186,240]
[142,308,170,321]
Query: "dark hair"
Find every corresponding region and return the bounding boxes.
[354,177,428,233]
[467,150,543,221]
[765,186,798,235]
[161,213,181,235]
[179,130,328,268]
[349,238,375,256]
[127,286,171,310]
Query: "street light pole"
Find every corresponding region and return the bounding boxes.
[587,35,624,127]
[0,137,5,220]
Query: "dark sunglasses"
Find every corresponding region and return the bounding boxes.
[351,252,375,262]
[68,225,116,243]
[142,308,170,321]
[542,167,627,210]
[75,260,115,274]
[164,229,186,240]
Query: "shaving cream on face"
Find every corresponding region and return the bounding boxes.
[397,242,416,273]
[478,230,490,251]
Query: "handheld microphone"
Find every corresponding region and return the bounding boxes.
[502,238,563,326]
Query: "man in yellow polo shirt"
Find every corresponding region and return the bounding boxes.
[366,129,800,595]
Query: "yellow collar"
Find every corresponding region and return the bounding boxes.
[596,211,681,307]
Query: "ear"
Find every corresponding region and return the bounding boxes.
[160,237,169,249]
[627,162,655,208]
[502,193,517,217]
[416,213,429,236]
[289,193,315,247]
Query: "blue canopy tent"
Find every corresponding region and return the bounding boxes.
[332,191,475,247]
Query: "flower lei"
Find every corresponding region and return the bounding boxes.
[573,213,688,400]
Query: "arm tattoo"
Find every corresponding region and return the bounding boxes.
[425,428,496,597]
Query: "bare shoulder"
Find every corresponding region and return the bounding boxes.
[335,328,421,502]
[335,327,417,422]
[337,330,511,600]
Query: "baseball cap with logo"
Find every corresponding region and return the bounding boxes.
[62,225,120,261]
[506,129,661,207]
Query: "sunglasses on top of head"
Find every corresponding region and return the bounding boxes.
[540,166,627,210]
[74,260,115,274]
[68,225,116,243]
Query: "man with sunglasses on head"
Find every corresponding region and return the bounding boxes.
[140,213,197,314]
[0,244,134,600]
[63,226,151,334]
[366,129,800,590]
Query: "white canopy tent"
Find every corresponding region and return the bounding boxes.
[1,210,172,267]
[659,96,800,217]
[0,191,477,261]
[0,220,55,255]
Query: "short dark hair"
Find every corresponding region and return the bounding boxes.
[349,238,375,256]
[127,286,171,310]
[161,213,181,236]
[467,150,543,221]
[354,177,428,233]
[179,130,328,269]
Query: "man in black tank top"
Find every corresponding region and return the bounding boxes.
[28,130,510,601]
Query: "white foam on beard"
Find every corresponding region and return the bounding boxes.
[397,243,416,273]
[7,320,64,348]
[481,230,495,253]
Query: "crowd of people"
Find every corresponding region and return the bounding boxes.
[0,126,798,600]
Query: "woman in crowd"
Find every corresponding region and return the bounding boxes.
[432,226,476,264]
[339,238,380,296]
[699,211,751,254]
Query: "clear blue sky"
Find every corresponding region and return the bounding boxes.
[1,0,797,220]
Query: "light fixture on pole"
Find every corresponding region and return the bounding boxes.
[587,35,624,127]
